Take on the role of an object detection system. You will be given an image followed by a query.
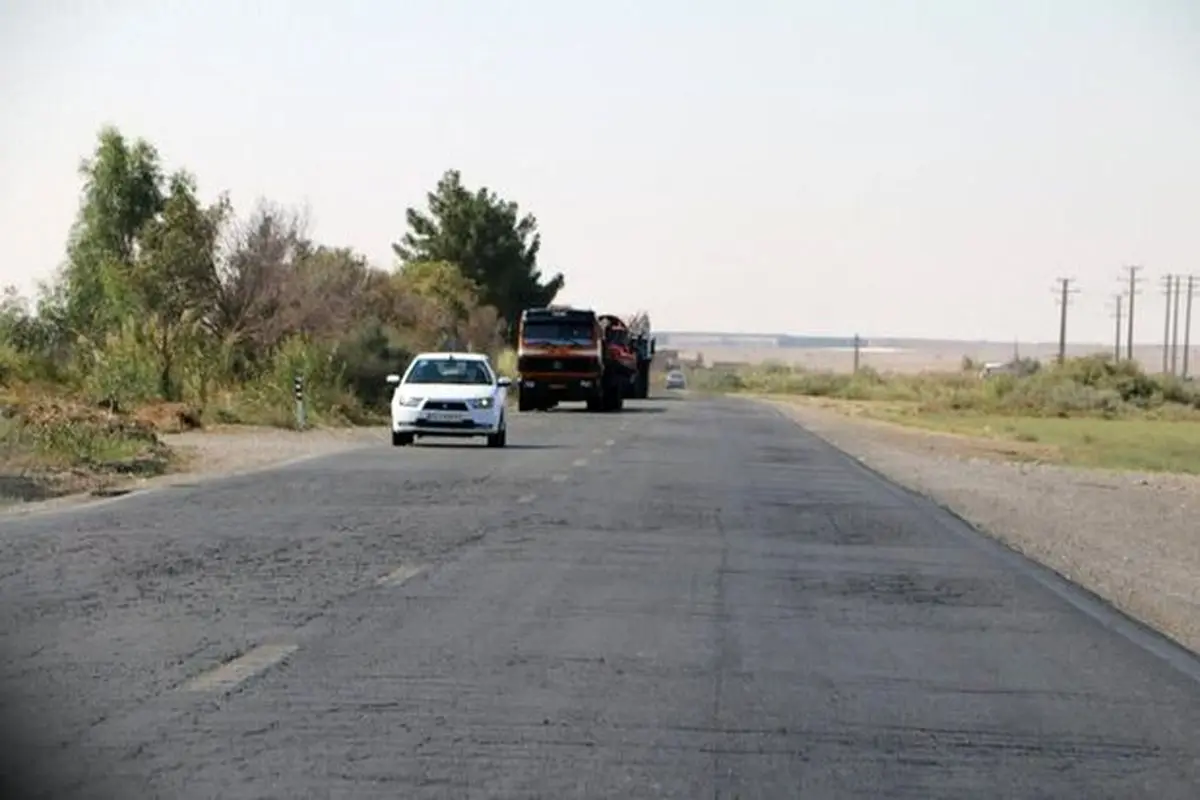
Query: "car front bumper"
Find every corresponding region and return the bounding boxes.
[392,406,503,436]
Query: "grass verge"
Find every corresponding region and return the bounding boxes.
[689,353,1200,475]
[0,401,176,504]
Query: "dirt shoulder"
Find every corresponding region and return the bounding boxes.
[756,395,1200,656]
[0,425,385,518]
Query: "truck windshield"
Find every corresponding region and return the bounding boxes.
[522,320,594,345]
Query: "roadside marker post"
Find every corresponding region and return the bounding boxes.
[294,375,307,430]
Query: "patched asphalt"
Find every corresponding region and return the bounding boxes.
[2,393,1200,798]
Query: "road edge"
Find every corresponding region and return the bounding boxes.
[741,394,1200,685]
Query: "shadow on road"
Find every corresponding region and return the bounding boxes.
[413,441,562,450]
[544,405,668,415]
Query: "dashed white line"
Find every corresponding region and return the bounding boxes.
[376,563,426,587]
[572,458,588,467]
[591,447,603,454]
[517,493,537,504]
[182,643,298,694]
[604,439,616,447]
[551,474,569,483]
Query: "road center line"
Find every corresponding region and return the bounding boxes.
[182,643,298,694]
[517,493,537,504]
[572,458,588,467]
[551,474,568,483]
[376,564,425,587]
[591,448,603,454]
[604,439,615,447]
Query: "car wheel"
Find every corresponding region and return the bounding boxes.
[487,417,507,448]
[392,431,413,447]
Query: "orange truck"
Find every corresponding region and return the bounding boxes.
[515,306,638,412]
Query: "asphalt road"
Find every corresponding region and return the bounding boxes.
[2,393,1200,798]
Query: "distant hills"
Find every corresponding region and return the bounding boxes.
[655,331,1102,350]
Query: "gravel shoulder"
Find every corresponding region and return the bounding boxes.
[756,394,1200,656]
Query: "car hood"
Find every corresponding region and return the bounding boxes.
[396,384,496,401]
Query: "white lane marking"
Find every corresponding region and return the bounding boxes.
[572,458,588,467]
[605,439,615,447]
[183,643,298,693]
[551,474,568,483]
[591,448,603,454]
[517,493,537,504]
[376,564,425,587]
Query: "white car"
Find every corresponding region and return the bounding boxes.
[665,369,686,390]
[386,352,511,448]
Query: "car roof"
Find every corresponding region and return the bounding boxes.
[411,352,490,362]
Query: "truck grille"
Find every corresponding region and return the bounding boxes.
[518,356,599,374]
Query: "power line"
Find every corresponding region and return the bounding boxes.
[1052,277,1079,365]
[1123,265,1143,362]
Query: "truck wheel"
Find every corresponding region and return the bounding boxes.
[518,390,535,412]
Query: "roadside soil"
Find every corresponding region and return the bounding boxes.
[0,425,385,518]
[758,395,1200,656]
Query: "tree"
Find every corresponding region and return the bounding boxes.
[392,170,564,335]
[396,260,506,352]
[132,170,230,398]
[55,125,167,342]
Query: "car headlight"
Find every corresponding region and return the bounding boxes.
[397,396,424,407]
[469,396,495,409]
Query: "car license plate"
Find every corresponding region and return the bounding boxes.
[550,384,566,390]
[424,411,464,422]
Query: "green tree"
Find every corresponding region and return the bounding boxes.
[392,170,564,335]
[395,260,505,352]
[132,170,231,399]
[54,125,167,342]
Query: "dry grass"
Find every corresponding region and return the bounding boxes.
[696,354,1200,475]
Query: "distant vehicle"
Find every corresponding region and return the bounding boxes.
[665,369,686,390]
[386,352,511,448]
[515,306,636,412]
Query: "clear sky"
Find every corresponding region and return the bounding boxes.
[2,0,1198,342]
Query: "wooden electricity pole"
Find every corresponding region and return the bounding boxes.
[1054,278,1078,365]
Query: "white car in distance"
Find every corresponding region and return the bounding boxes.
[386,352,511,448]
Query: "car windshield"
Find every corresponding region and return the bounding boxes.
[404,358,493,385]
[522,320,594,345]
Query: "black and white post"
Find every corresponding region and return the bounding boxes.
[294,374,307,430]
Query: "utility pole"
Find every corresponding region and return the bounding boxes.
[1172,275,1183,375]
[1162,275,1175,374]
[1184,275,1196,379]
[1123,265,1142,362]
[1110,294,1123,361]
[1053,278,1078,365]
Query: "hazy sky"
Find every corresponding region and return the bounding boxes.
[2,0,1199,342]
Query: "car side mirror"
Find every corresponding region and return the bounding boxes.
[386,374,401,385]
[497,376,512,387]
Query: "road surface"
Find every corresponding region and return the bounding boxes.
[2,395,1200,799]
